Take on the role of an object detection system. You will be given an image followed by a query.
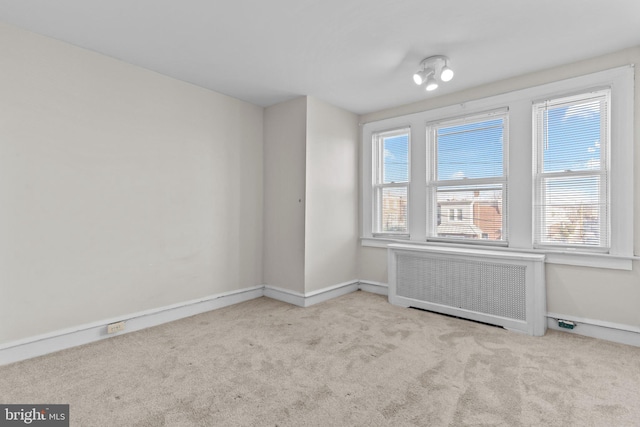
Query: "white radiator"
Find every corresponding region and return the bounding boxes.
[388,244,546,336]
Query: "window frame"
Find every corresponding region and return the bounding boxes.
[426,109,509,246]
[371,128,411,238]
[361,66,634,270]
[532,89,611,252]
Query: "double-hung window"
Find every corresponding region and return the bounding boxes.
[372,128,410,236]
[427,110,508,243]
[362,67,632,268]
[533,89,610,251]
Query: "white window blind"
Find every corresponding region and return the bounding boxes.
[533,89,610,250]
[427,110,508,243]
[372,129,410,235]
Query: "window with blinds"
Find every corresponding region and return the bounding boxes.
[427,110,508,243]
[533,89,610,250]
[372,128,410,236]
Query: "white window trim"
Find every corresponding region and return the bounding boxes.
[532,89,611,252]
[426,109,509,245]
[361,66,635,270]
[371,128,411,237]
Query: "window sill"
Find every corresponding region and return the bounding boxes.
[360,237,637,270]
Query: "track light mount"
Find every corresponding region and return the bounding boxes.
[413,55,454,91]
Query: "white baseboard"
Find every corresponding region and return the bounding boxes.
[264,280,360,307]
[355,283,640,347]
[1,280,366,366]
[547,312,640,347]
[263,285,306,307]
[0,286,264,366]
[358,280,388,296]
[8,281,637,366]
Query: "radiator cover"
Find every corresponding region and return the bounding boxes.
[388,244,546,336]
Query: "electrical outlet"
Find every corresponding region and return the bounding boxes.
[558,319,575,330]
[107,321,126,334]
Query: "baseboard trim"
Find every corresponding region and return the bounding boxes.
[263,286,306,307]
[14,282,638,366]
[547,312,640,347]
[1,280,366,366]
[0,286,264,366]
[358,280,388,296]
[264,281,360,307]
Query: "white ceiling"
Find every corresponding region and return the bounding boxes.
[1,0,639,114]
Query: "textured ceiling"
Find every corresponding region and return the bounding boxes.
[1,0,639,114]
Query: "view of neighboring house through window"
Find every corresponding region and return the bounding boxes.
[372,129,409,235]
[427,110,508,243]
[533,89,610,250]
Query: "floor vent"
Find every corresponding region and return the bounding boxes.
[388,244,546,336]
[410,306,505,329]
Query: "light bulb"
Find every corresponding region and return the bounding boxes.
[425,74,438,91]
[413,70,426,85]
[440,66,454,82]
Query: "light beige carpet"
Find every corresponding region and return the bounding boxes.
[1,291,639,426]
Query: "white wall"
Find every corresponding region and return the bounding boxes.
[263,96,359,295]
[305,97,359,292]
[263,97,307,293]
[359,46,640,329]
[0,24,264,344]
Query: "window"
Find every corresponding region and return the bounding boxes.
[533,90,610,251]
[448,208,463,221]
[427,111,508,243]
[372,129,409,236]
[361,66,633,269]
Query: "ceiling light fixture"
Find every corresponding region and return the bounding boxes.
[413,55,454,91]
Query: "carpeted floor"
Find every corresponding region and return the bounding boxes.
[1,291,639,426]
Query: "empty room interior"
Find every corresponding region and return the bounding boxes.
[1,1,640,426]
